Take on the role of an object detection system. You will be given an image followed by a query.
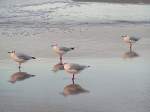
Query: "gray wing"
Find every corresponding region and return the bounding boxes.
[59,47,71,52]
[130,37,140,41]
[70,64,87,71]
[16,53,32,60]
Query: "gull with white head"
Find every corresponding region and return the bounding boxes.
[51,44,75,63]
[64,63,90,81]
[121,35,140,51]
[8,50,36,70]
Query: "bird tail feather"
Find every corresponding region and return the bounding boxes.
[86,65,90,68]
[70,47,75,50]
[32,57,36,59]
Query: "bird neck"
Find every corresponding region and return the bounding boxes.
[10,53,16,58]
[53,45,58,49]
[53,46,59,51]
[124,36,130,41]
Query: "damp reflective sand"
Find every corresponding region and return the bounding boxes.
[0,24,150,112]
[0,56,150,112]
[0,0,150,111]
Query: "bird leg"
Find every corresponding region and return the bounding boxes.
[18,63,21,71]
[129,43,132,52]
[59,55,63,64]
[72,74,75,84]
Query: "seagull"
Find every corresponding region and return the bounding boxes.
[64,63,90,81]
[121,35,140,51]
[51,44,75,63]
[8,50,36,69]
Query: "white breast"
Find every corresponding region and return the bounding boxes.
[53,46,64,55]
[10,53,26,63]
[64,64,80,74]
[123,36,130,43]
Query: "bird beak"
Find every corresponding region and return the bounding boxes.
[8,52,11,53]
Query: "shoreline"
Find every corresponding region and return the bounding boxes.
[0,24,150,60]
[73,0,150,4]
[0,21,150,29]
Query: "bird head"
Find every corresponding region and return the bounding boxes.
[8,50,15,54]
[121,35,128,38]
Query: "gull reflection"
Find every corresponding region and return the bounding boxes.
[122,50,139,59]
[52,63,64,72]
[9,70,35,84]
[62,79,89,96]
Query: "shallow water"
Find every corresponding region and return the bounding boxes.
[0,0,150,29]
[0,0,150,111]
[0,57,150,112]
[0,24,150,59]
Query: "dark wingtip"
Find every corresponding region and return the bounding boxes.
[87,65,90,68]
[71,47,75,50]
[32,57,36,59]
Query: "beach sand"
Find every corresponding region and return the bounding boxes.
[0,24,150,59]
[0,24,150,112]
[73,0,150,4]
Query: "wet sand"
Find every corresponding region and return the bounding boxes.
[73,0,150,4]
[1,0,150,111]
[0,24,150,59]
[0,57,150,112]
[0,24,150,112]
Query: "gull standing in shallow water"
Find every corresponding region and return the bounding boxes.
[64,63,90,81]
[51,44,75,63]
[8,51,36,70]
[122,35,140,51]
